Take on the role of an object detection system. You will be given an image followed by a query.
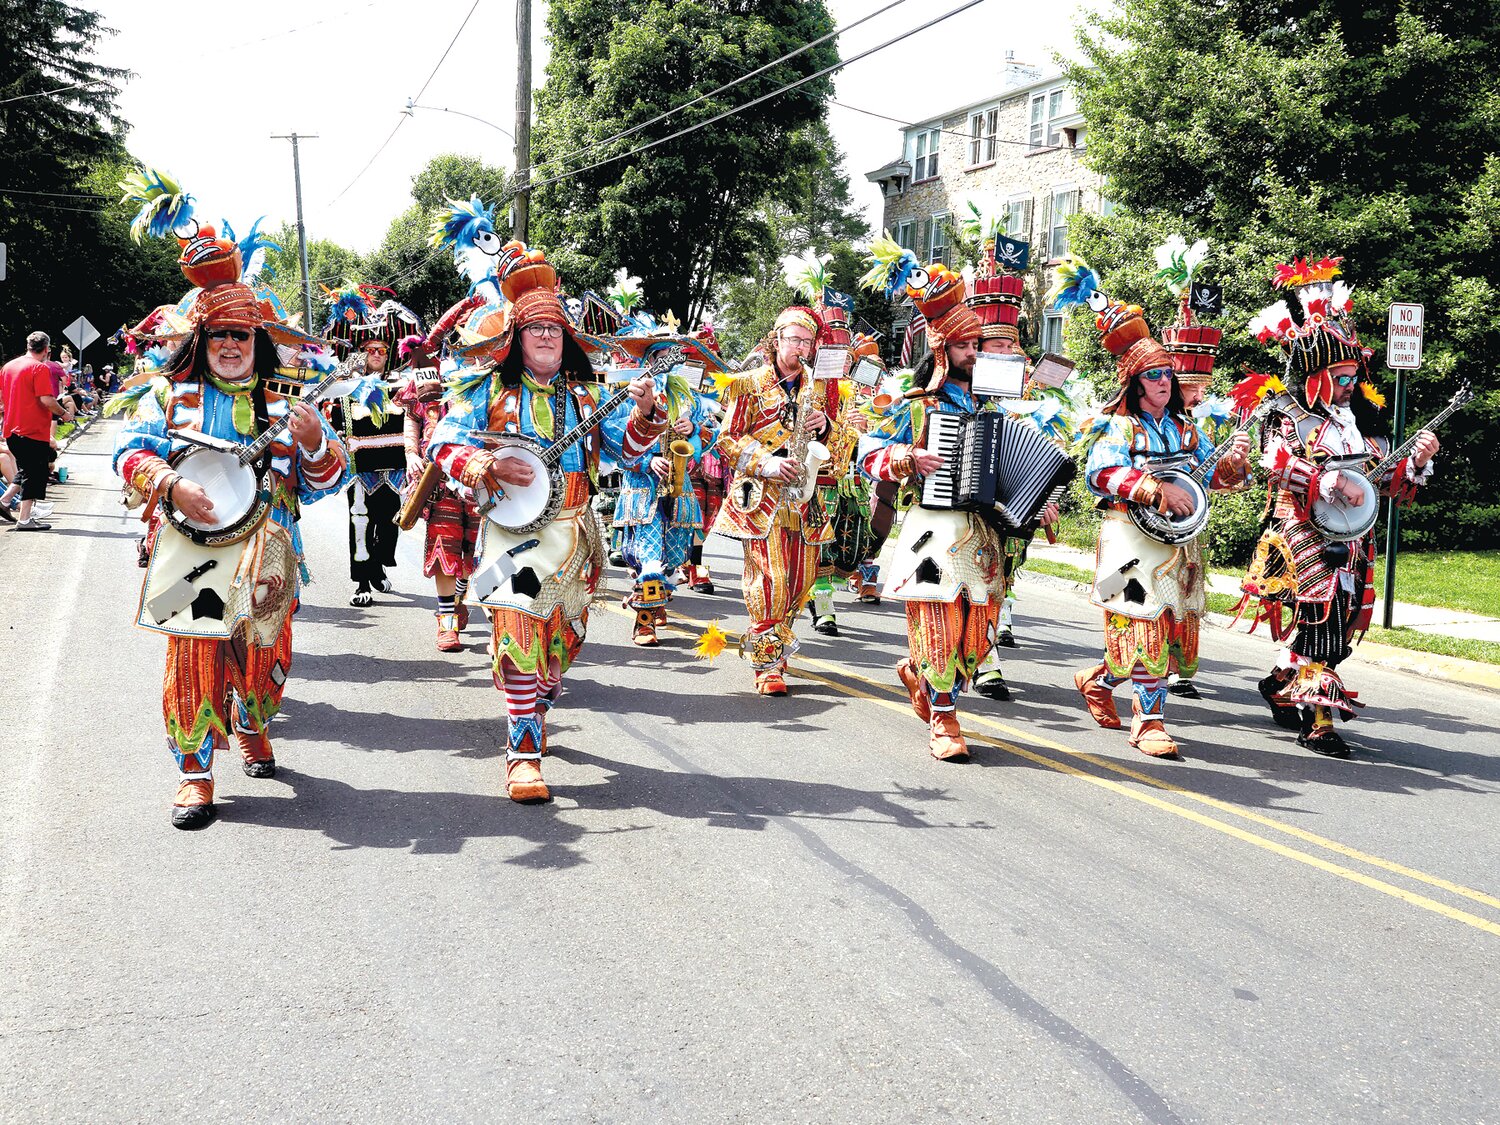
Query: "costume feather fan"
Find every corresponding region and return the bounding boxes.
[782,249,832,304]
[220,216,281,282]
[608,268,644,315]
[958,198,1003,247]
[1153,234,1209,299]
[1045,254,1102,311]
[1248,301,1294,344]
[858,233,920,299]
[119,166,195,244]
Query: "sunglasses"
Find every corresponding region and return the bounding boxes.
[207,329,252,342]
[1332,373,1359,386]
[522,324,564,339]
[1138,368,1173,382]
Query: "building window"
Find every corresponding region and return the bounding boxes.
[1002,195,1033,241]
[967,108,998,167]
[892,219,916,252]
[1041,313,1064,355]
[911,127,940,181]
[1029,85,1071,150]
[929,212,951,266]
[1049,187,1079,258]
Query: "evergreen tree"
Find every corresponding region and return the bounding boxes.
[1063,0,1500,547]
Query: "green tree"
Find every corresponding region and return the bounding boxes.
[363,152,511,324]
[0,2,184,357]
[1063,0,1500,548]
[531,0,839,325]
[258,222,365,334]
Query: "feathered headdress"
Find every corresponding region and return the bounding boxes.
[429,196,504,295]
[1154,237,1221,384]
[321,282,377,335]
[1051,254,1173,414]
[782,249,833,304]
[858,233,926,300]
[1252,255,1369,408]
[608,268,644,315]
[220,217,280,283]
[1153,235,1209,301]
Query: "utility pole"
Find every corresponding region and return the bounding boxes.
[513,0,532,241]
[272,133,319,330]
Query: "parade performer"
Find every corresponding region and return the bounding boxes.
[1052,259,1250,757]
[610,337,721,646]
[323,283,422,606]
[1152,236,1223,699]
[856,243,1008,761]
[1238,256,1440,757]
[782,251,880,636]
[961,228,1061,699]
[113,169,349,828]
[428,242,664,801]
[711,304,859,695]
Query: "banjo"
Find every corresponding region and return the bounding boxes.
[473,378,644,533]
[160,358,360,547]
[1130,396,1278,545]
[1300,382,1472,543]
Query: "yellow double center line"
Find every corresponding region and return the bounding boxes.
[609,603,1500,939]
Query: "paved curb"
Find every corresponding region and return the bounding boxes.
[1015,569,1500,696]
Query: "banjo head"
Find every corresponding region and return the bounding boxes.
[484,445,564,532]
[1130,467,1209,544]
[1311,469,1379,541]
[174,448,260,532]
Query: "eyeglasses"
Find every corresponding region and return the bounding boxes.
[363,344,389,353]
[207,329,252,342]
[1138,368,1173,382]
[522,324,565,339]
[779,334,815,348]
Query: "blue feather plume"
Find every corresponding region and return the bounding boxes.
[1045,255,1103,311]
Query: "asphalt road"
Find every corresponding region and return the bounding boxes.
[3,420,1498,1123]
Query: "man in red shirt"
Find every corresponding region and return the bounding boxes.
[1,332,74,529]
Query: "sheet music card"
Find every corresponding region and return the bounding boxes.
[812,346,848,382]
[1029,352,1075,389]
[971,352,1027,398]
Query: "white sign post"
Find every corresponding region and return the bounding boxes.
[1386,302,1424,369]
[63,315,99,353]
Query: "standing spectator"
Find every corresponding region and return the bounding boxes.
[1,332,73,529]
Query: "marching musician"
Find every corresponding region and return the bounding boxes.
[112,188,349,829]
[1051,261,1250,758]
[710,306,859,696]
[1240,257,1439,758]
[610,339,720,646]
[322,286,422,609]
[427,243,664,802]
[857,253,1010,762]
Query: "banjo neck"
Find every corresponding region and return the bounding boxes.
[1188,398,1273,486]
[233,360,357,465]
[1369,385,1471,479]
[536,380,637,467]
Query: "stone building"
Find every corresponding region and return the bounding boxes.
[864,64,1104,358]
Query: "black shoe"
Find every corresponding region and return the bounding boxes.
[1168,679,1202,699]
[997,628,1016,649]
[608,551,625,566]
[1298,727,1351,758]
[1258,674,1301,729]
[171,803,217,830]
[0,504,14,525]
[242,758,277,779]
[350,586,373,607]
[814,616,839,636]
[691,579,715,594]
[975,673,1010,701]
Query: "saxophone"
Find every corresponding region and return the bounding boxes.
[781,362,829,507]
[657,375,695,499]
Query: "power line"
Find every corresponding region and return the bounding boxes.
[0,79,107,106]
[518,0,989,199]
[327,0,483,206]
[534,0,911,175]
[0,186,112,200]
[829,98,1065,152]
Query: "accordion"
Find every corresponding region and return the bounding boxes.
[920,411,1075,532]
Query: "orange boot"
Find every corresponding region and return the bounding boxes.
[1128,699,1180,758]
[171,775,216,830]
[632,608,659,646]
[504,716,550,802]
[436,611,462,653]
[928,712,969,761]
[235,726,276,778]
[1075,662,1122,729]
[895,658,931,723]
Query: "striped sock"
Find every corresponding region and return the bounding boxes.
[437,594,456,616]
[454,577,469,599]
[500,663,540,719]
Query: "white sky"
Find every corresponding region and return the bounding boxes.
[92,0,1090,256]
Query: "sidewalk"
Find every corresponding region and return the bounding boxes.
[1026,539,1500,642]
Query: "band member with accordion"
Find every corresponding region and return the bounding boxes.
[1239,257,1439,758]
[427,243,663,803]
[609,337,721,647]
[322,284,422,608]
[112,180,349,829]
[710,306,858,696]
[1052,260,1250,758]
[857,251,1022,763]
